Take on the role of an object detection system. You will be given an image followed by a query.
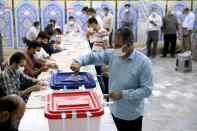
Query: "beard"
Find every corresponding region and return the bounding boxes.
[0,117,18,131]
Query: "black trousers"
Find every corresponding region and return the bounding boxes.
[146,30,159,56]
[163,34,177,56]
[95,66,105,94]
[112,114,143,131]
[106,28,113,48]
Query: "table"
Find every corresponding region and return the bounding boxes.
[19,34,117,131]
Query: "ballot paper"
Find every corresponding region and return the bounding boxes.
[65,74,83,81]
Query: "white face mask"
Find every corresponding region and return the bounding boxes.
[125,8,129,13]
[69,21,74,25]
[33,51,40,58]
[18,66,25,72]
[88,15,92,19]
[152,12,157,17]
[114,44,128,57]
[87,27,94,32]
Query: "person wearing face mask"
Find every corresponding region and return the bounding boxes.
[118,4,134,33]
[0,94,25,131]
[26,21,40,41]
[180,8,195,52]
[86,17,109,94]
[0,52,44,101]
[103,7,114,48]
[87,8,103,28]
[82,6,89,20]
[23,40,58,78]
[146,8,162,58]
[161,7,179,58]
[70,28,153,131]
[63,16,83,35]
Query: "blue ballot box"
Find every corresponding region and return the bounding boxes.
[50,72,96,90]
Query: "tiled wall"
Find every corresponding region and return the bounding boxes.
[0,0,195,49]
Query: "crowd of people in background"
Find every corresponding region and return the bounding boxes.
[0,4,196,131]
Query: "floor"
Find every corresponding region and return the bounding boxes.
[143,54,197,131]
[3,50,197,131]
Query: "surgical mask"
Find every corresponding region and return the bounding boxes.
[152,12,157,17]
[88,15,92,19]
[125,8,129,13]
[69,21,74,25]
[18,66,25,72]
[87,27,94,32]
[114,44,128,57]
[171,10,175,15]
[33,51,40,58]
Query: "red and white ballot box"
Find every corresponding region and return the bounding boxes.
[45,91,104,131]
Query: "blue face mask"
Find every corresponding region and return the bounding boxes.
[152,12,157,16]
[171,10,175,15]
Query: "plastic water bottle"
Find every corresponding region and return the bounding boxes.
[63,85,67,92]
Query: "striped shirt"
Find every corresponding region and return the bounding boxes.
[92,28,109,52]
[76,48,154,120]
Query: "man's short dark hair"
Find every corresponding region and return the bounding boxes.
[33,21,39,27]
[184,8,189,12]
[0,95,24,116]
[124,4,130,8]
[45,24,54,31]
[50,19,56,24]
[27,40,42,50]
[45,29,55,37]
[69,16,74,20]
[82,7,88,12]
[103,7,109,11]
[87,17,98,25]
[115,27,134,44]
[87,8,96,13]
[55,28,62,35]
[37,31,50,41]
[9,52,26,65]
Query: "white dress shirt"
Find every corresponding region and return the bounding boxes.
[34,48,49,59]
[95,15,103,28]
[26,26,39,40]
[63,23,83,34]
[147,14,162,31]
[182,12,195,30]
[103,13,114,34]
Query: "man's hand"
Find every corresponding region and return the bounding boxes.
[30,85,41,92]
[40,66,49,72]
[162,33,165,36]
[70,61,80,75]
[101,66,109,76]
[35,80,49,86]
[146,30,149,35]
[47,63,59,69]
[178,22,182,25]
[104,90,122,101]
[150,21,157,26]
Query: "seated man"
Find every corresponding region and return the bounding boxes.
[49,19,60,30]
[43,29,62,56]
[26,21,40,41]
[63,16,83,34]
[0,52,43,100]
[0,94,25,131]
[34,31,51,62]
[23,40,58,78]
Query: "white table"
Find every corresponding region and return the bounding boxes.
[19,35,117,131]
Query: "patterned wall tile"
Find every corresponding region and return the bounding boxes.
[66,1,90,31]
[41,1,65,32]
[0,0,14,49]
[15,1,39,49]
